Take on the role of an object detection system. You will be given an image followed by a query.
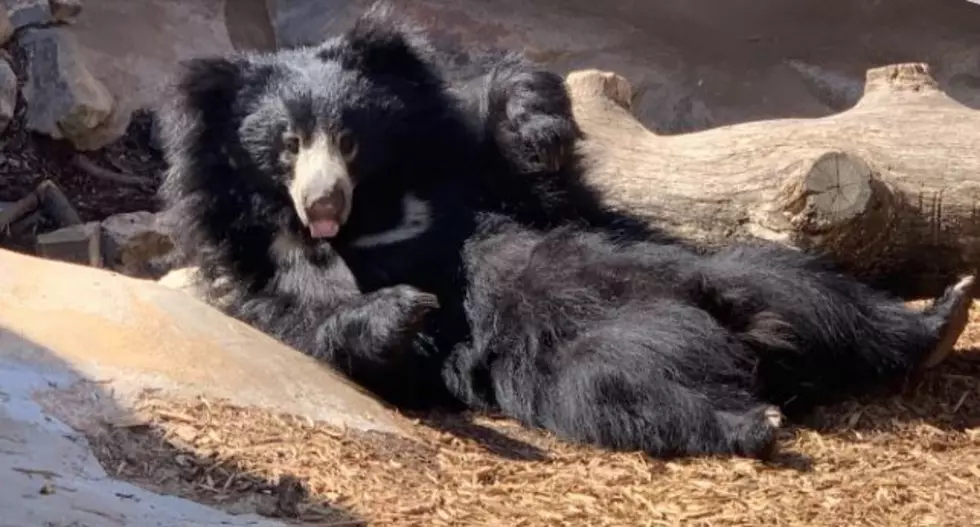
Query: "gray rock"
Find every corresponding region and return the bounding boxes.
[0,5,13,46]
[49,0,82,23]
[100,210,176,278]
[0,57,16,134]
[3,0,52,29]
[35,221,102,267]
[18,26,127,150]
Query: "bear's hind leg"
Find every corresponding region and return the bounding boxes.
[694,245,979,412]
[538,308,781,459]
[544,356,781,459]
[478,53,580,174]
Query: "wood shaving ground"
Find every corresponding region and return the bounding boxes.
[85,305,980,526]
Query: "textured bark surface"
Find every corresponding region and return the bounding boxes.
[567,62,980,298]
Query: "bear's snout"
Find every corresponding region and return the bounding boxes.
[288,133,355,238]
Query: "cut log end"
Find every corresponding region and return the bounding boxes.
[791,151,875,232]
[759,150,901,266]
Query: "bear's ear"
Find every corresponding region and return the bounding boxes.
[158,56,257,167]
[317,1,441,87]
[170,56,246,124]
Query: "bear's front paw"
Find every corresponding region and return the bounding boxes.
[380,284,441,336]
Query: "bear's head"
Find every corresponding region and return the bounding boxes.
[160,2,467,240]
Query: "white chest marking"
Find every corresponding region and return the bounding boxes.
[350,193,434,248]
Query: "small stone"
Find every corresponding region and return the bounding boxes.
[18,27,124,150]
[0,58,16,134]
[101,211,176,278]
[0,6,13,46]
[35,221,102,268]
[49,0,81,23]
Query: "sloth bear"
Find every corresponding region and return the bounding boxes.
[158,0,975,460]
[157,3,655,408]
[444,214,976,458]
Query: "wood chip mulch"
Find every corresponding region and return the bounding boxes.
[83,304,980,526]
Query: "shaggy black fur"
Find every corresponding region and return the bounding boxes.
[158,3,975,459]
[157,3,658,409]
[443,214,975,459]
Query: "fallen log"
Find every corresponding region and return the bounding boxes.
[567,62,980,298]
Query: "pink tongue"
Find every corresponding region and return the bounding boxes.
[309,218,340,238]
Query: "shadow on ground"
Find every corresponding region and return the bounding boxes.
[0,327,362,526]
[804,347,980,435]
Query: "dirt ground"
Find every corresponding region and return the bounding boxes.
[82,305,980,527]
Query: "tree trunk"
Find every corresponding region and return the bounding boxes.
[567,62,980,298]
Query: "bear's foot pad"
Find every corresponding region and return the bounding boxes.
[921,274,978,370]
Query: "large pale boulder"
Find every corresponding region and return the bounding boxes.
[0,247,408,436]
[0,248,411,524]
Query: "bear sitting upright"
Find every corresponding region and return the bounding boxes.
[443,214,976,459]
[158,2,650,409]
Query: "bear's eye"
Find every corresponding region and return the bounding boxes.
[336,131,358,162]
[282,133,301,156]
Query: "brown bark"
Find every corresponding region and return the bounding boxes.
[567,62,980,298]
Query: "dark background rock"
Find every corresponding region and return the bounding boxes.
[265,0,980,134]
[0,5,12,46]
[0,56,15,132]
[3,0,53,30]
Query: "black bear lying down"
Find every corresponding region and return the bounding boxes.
[446,214,976,458]
[158,2,977,459]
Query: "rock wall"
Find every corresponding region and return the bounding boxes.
[6,0,976,140]
[268,0,980,134]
